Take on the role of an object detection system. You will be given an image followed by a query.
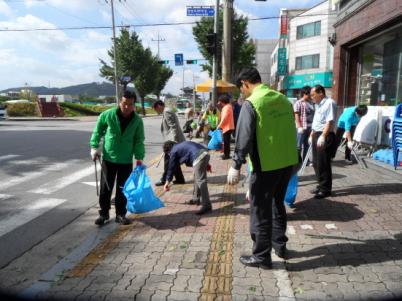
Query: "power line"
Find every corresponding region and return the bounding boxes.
[0,13,337,32]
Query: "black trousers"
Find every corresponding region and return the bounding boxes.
[249,166,293,262]
[223,130,233,158]
[334,126,356,160]
[99,160,132,216]
[160,153,185,183]
[312,131,335,193]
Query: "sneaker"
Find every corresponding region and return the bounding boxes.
[115,215,132,225]
[95,213,109,226]
[196,206,212,215]
[186,199,200,205]
[155,180,165,187]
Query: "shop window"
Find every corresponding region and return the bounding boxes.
[357,26,402,106]
[295,54,320,70]
[296,21,321,39]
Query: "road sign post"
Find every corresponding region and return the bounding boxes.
[175,53,184,66]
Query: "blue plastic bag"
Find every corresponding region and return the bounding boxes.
[123,166,165,214]
[207,129,223,150]
[284,175,298,207]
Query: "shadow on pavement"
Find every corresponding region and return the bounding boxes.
[288,197,364,222]
[286,232,402,275]
[298,173,346,183]
[333,183,402,196]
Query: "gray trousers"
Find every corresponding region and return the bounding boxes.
[192,154,211,208]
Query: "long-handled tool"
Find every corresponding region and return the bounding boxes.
[298,143,312,176]
[340,140,367,169]
[97,157,111,192]
[94,159,99,196]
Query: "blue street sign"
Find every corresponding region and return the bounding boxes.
[174,53,183,66]
[186,7,214,17]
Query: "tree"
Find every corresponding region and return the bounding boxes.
[192,10,256,81]
[19,89,37,101]
[99,28,172,115]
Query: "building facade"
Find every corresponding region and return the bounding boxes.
[332,0,402,108]
[254,39,277,85]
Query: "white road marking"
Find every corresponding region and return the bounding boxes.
[0,162,72,192]
[300,224,314,230]
[8,159,46,165]
[81,182,97,187]
[30,166,94,195]
[0,194,13,201]
[0,198,66,237]
[325,223,337,229]
[287,225,296,235]
[0,154,21,162]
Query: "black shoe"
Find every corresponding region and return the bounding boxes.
[274,247,287,259]
[155,180,165,187]
[196,206,212,215]
[314,191,331,199]
[345,159,354,165]
[239,255,272,269]
[173,180,185,185]
[310,187,320,194]
[115,215,132,225]
[186,199,200,205]
[221,155,230,160]
[95,213,109,226]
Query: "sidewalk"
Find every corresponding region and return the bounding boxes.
[17,144,402,300]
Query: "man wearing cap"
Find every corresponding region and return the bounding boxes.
[90,91,145,226]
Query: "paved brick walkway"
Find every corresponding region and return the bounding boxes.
[32,145,402,301]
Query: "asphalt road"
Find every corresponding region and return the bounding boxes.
[0,115,169,269]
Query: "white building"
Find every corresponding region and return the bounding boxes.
[254,39,277,85]
[38,95,73,103]
[271,1,336,98]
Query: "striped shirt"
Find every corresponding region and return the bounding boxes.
[293,99,315,129]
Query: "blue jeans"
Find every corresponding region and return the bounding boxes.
[297,128,312,162]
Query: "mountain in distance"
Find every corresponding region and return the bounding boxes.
[0,82,115,97]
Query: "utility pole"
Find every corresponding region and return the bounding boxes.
[107,0,120,104]
[212,0,220,106]
[151,32,166,58]
[222,0,233,83]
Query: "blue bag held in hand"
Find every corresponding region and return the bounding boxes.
[208,129,223,150]
[284,175,298,207]
[123,166,164,214]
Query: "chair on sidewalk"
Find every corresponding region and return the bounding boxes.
[392,104,402,170]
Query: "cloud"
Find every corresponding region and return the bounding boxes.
[0,0,13,17]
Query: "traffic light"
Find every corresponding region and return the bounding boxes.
[186,60,198,64]
[206,33,216,56]
[158,60,169,65]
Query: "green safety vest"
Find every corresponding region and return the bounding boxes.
[248,84,298,172]
[207,111,219,129]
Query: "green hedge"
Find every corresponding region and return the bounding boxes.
[59,102,110,116]
[6,103,39,117]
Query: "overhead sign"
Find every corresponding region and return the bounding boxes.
[286,72,333,89]
[277,48,287,76]
[280,15,288,38]
[174,53,183,66]
[187,6,214,17]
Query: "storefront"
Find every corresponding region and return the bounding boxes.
[285,72,333,98]
[332,0,402,109]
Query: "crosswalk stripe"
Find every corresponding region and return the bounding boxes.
[0,198,66,237]
[0,162,72,192]
[30,166,94,195]
[0,194,13,201]
[0,155,21,162]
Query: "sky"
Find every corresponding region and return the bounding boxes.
[0,0,323,95]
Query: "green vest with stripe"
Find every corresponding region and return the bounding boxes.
[248,84,298,172]
[207,112,219,129]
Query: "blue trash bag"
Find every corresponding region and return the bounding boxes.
[284,175,298,207]
[208,129,223,150]
[123,166,165,214]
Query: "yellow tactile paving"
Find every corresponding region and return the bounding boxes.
[200,179,236,299]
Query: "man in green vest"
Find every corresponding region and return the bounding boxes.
[90,90,145,226]
[228,68,298,269]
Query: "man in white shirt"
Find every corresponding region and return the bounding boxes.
[309,85,337,199]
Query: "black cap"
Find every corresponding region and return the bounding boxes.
[123,90,136,100]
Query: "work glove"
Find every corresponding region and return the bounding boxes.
[347,141,354,150]
[90,148,101,161]
[136,160,143,166]
[317,135,326,148]
[207,164,212,173]
[164,181,171,192]
[245,190,250,203]
[297,127,304,134]
[227,166,240,185]
[308,135,313,145]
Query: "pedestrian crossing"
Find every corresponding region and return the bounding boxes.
[0,154,98,238]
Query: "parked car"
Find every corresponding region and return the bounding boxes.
[0,103,5,119]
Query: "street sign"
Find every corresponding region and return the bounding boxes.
[174,53,183,66]
[277,48,287,76]
[186,6,214,17]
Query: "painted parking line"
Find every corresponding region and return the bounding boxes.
[0,198,66,237]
